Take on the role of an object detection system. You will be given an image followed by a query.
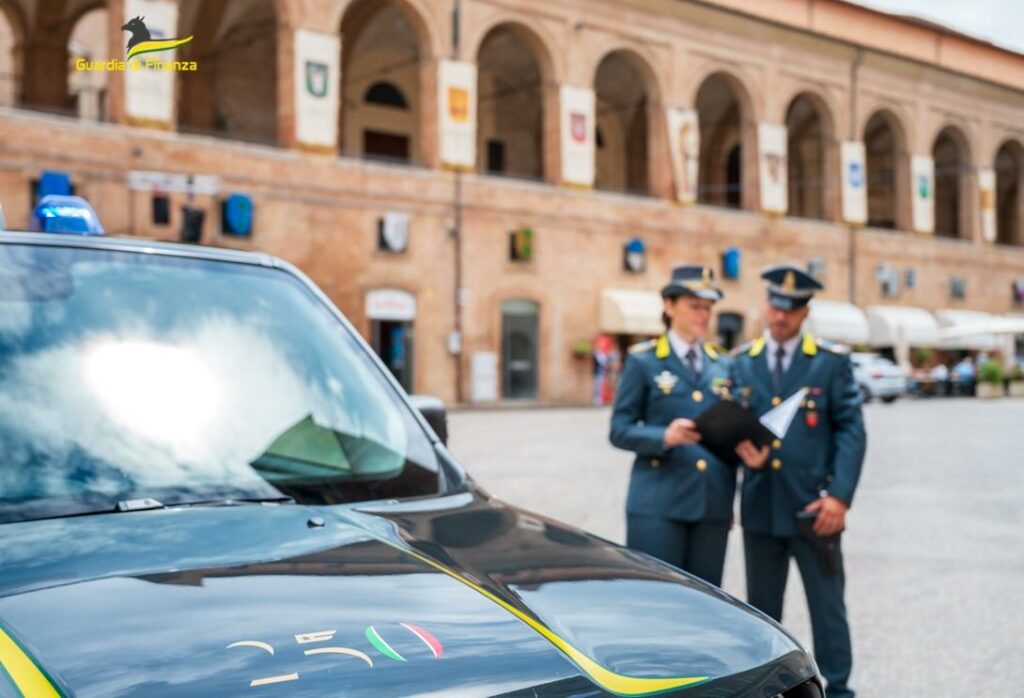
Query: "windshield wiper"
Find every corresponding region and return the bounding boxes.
[114,496,295,512]
[172,496,297,508]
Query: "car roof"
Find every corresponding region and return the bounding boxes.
[0,230,278,268]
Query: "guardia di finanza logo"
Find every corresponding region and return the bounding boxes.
[76,15,195,72]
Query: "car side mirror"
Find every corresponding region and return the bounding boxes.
[408,394,448,445]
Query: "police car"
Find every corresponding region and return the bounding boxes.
[0,201,823,697]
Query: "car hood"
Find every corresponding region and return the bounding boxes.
[0,491,813,697]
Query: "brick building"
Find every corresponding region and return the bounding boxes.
[1,0,1023,404]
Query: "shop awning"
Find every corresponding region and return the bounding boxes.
[600,289,662,336]
[805,300,870,345]
[934,310,1001,350]
[866,305,941,347]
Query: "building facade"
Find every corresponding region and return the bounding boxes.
[1,0,1024,404]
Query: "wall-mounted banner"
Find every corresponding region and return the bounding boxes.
[124,0,179,125]
[666,108,700,204]
[841,140,868,225]
[978,166,996,243]
[294,29,340,148]
[911,154,935,234]
[559,85,595,186]
[758,123,788,214]
[439,59,477,169]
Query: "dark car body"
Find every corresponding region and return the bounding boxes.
[0,232,822,697]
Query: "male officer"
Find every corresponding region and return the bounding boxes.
[610,264,763,587]
[730,265,866,698]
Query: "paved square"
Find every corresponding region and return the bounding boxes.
[449,398,1024,696]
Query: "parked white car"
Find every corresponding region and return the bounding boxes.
[851,352,907,403]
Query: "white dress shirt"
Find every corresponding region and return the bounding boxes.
[668,331,702,375]
[764,330,801,375]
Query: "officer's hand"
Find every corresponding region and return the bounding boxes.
[735,440,770,469]
[664,418,701,447]
[804,496,848,536]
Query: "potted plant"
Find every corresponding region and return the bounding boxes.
[976,359,1005,398]
[1009,365,1024,398]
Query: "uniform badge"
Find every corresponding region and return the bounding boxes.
[805,410,819,428]
[654,370,678,395]
[692,390,703,403]
[711,377,732,398]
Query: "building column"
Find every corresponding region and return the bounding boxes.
[275,20,296,149]
[418,57,440,169]
[105,0,126,124]
[648,100,673,200]
[542,80,561,184]
[742,119,759,211]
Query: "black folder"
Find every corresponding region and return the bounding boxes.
[693,400,775,465]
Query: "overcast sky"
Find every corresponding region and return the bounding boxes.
[852,0,1024,53]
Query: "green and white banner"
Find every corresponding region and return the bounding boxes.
[294,29,340,149]
[911,154,935,234]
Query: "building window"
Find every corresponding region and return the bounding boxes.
[364,81,408,109]
[363,130,410,162]
[509,227,534,262]
[487,140,506,174]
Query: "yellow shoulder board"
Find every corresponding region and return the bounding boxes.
[628,339,655,354]
[655,335,671,359]
[748,336,766,357]
[802,333,818,356]
[703,342,726,361]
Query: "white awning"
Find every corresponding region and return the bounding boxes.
[866,305,941,347]
[600,289,662,335]
[805,300,870,345]
[934,310,1001,350]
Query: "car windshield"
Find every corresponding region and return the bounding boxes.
[0,243,440,523]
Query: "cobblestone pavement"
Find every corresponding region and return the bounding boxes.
[448,398,1024,696]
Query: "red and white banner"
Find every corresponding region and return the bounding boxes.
[560,85,595,186]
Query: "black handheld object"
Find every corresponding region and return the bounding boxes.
[795,510,841,577]
[693,400,775,465]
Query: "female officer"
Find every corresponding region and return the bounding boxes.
[609,264,763,586]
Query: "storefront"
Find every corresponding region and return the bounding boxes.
[501,299,539,400]
[366,289,416,392]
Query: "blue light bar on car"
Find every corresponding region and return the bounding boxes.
[32,195,105,236]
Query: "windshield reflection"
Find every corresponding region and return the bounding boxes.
[0,246,438,522]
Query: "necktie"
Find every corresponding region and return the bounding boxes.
[773,345,787,391]
[685,348,701,382]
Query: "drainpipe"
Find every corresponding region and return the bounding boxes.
[451,0,465,404]
[848,47,865,305]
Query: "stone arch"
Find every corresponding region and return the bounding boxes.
[994,138,1024,247]
[331,0,441,60]
[0,0,28,106]
[340,0,434,163]
[932,124,973,239]
[592,48,663,195]
[177,0,280,144]
[694,70,757,210]
[475,21,558,181]
[863,108,910,230]
[784,90,838,221]
[465,15,562,87]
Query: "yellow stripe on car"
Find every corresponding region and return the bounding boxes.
[0,627,61,697]
[388,542,711,696]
